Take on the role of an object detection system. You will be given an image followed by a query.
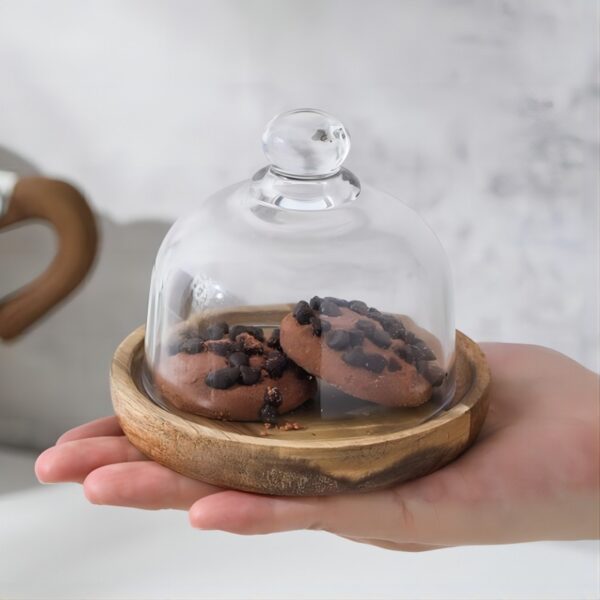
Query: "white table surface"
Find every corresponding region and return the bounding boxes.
[1,447,598,600]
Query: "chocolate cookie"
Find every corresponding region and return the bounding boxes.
[280,300,442,407]
[155,323,315,421]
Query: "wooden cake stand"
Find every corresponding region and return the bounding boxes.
[111,314,490,496]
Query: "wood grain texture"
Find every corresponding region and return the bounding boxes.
[111,324,490,496]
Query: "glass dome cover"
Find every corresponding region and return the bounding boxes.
[144,109,455,427]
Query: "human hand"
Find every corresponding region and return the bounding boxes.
[36,343,600,550]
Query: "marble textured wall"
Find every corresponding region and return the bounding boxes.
[0,0,598,446]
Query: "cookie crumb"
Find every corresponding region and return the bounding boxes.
[278,421,304,431]
[264,386,283,407]
[235,332,264,355]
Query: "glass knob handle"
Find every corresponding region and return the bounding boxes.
[262,108,351,179]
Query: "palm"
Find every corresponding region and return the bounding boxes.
[36,343,599,548]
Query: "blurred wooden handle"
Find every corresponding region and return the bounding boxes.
[0,177,98,340]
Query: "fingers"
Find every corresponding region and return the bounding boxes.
[188,488,431,540]
[56,416,124,445]
[38,431,223,511]
[84,461,222,510]
[35,436,146,484]
[187,488,451,552]
[189,490,324,534]
[340,536,447,552]
[188,487,426,541]
[188,465,491,546]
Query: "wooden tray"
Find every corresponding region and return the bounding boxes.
[111,326,490,496]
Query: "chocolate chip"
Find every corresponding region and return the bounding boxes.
[326,329,351,350]
[365,328,392,349]
[348,329,365,346]
[228,325,265,342]
[235,332,264,355]
[341,347,387,373]
[205,366,240,389]
[389,323,407,340]
[321,319,332,333]
[229,325,245,340]
[179,338,205,354]
[363,353,387,373]
[178,327,203,342]
[229,340,244,353]
[411,340,437,361]
[265,351,288,378]
[239,365,261,385]
[416,360,445,386]
[202,321,229,340]
[416,360,429,376]
[388,357,402,372]
[228,351,249,368]
[394,345,416,365]
[309,296,323,310]
[367,309,389,327]
[404,330,419,345]
[293,300,313,325]
[264,386,283,407]
[348,300,369,315]
[424,365,446,387]
[206,340,234,356]
[355,319,375,333]
[341,347,367,368]
[370,315,406,341]
[324,296,349,307]
[379,316,406,340]
[368,311,395,327]
[266,328,281,349]
[367,307,381,317]
[259,403,279,424]
[319,299,342,317]
[183,326,199,337]
[310,315,323,337]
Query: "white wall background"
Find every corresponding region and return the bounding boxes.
[1,0,598,447]
[0,1,598,598]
